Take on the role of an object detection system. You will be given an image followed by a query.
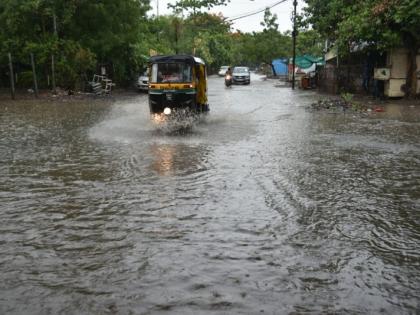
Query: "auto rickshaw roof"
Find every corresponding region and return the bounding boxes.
[149,55,205,65]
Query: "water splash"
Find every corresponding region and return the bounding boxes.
[151,110,207,134]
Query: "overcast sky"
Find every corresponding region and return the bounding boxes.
[148,0,304,33]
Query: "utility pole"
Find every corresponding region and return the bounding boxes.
[292,0,297,90]
[157,0,159,17]
[173,18,181,54]
[52,13,57,95]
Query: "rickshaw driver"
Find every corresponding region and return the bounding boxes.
[195,64,207,108]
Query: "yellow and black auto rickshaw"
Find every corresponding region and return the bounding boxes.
[148,55,209,120]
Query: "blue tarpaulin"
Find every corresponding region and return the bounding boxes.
[272,58,288,76]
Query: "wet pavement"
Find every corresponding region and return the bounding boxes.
[1,75,419,314]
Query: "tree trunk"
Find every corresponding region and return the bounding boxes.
[404,33,418,98]
[406,46,418,98]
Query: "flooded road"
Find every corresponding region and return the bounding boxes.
[1,75,419,314]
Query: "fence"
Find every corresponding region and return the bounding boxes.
[318,63,366,95]
[1,52,57,99]
[1,53,115,99]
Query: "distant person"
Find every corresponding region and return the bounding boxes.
[157,71,163,82]
[363,52,375,93]
[225,67,232,76]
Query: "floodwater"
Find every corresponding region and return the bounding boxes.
[1,75,419,314]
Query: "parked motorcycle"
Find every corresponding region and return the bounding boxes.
[225,74,232,87]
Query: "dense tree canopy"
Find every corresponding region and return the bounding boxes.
[304,0,420,96]
[0,0,324,90]
[305,0,419,51]
[0,0,151,88]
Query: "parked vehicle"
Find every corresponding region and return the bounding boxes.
[218,66,229,76]
[136,71,149,92]
[232,66,251,85]
[148,55,209,121]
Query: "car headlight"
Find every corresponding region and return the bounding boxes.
[163,107,171,115]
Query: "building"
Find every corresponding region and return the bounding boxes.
[319,46,420,97]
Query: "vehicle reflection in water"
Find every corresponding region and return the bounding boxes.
[149,142,209,177]
[150,143,176,176]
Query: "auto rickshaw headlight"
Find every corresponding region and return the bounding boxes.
[153,113,165,123]
[163,107,171,115]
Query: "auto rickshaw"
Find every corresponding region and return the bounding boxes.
[148,55,209,120]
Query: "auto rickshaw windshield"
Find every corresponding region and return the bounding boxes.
[151,63,192,83]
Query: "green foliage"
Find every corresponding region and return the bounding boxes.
[0,0,151,89]
[296,30,324,56]
[229,10,323,67]
[156,12,233,70]
[340,92,354,104]
[17,71,35,88]
[146,16,179,55]
[304,0,420,96]
[0,0,326,89]
[168,0,230,15]
[339,92,366,111]
[304,0,420,53]
[260,8,279,31]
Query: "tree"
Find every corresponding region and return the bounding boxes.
[162,12,233,69]
[65,0,151,84]
[260,8,279,31]
[0,0,152,88]
[304,0,420,97]
[246,9,291,65]
[296,29,324,56]
[168,0,230,15]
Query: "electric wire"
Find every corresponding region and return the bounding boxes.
[226,0,289,21]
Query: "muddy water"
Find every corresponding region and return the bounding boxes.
[1,76,419,314]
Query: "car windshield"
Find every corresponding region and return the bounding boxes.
[233,67,249,73]
[151,63,192,83]
[220,66,228,71]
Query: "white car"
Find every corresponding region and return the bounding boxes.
[232,66,251,85]
[218,66,230,77]
[136,71,149,92]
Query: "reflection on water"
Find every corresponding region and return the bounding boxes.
[151,143,176,175]
[1,83,420,314]
[150,143,207,176]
